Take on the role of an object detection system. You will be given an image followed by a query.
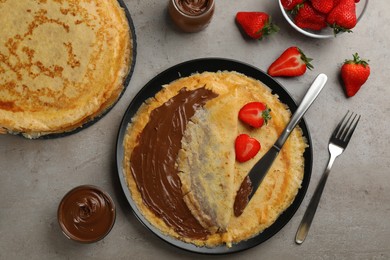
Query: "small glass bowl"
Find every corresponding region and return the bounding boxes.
[57,185,116,243]
[278,0,369,39]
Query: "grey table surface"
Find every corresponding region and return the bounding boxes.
[1,0,389,259]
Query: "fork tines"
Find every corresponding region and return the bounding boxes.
[333,111,361,142]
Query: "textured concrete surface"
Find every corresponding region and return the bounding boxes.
[1,0,389,259]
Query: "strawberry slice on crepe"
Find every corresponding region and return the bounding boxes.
[235,134,261,163]
[238,102,271,128]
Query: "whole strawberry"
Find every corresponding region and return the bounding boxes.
[281,0,305,11]
[268,46,313,77]
[311,0,334,14]
[294,2,327,31]
[341,53,370,97]
[236,12,279,40]
[327,0,357,34]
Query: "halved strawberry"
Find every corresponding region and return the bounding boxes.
[235,134,261,163]
[238,102,271,128]
[267,46,313,77]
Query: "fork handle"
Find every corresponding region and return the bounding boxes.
[295,153,338,244]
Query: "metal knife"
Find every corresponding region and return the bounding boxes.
[233,73,328,217]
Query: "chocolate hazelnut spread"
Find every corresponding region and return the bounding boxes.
[168,0,215,32]
[58,185,116,243]
[130,87,217,239]
[233,176,253,217]
[176,0,211,16]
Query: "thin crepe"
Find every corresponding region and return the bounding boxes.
[177,89,238,233]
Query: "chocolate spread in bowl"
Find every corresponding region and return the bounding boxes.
[57,185,116,243]
[130,87,217,239]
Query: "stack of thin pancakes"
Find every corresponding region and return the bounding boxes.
[123,71,307,247]
[0,0,133,138]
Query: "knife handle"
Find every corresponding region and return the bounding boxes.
[275,73,328,148]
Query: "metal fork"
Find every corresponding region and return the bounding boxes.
[295,111,361,244]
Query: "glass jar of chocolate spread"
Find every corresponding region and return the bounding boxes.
[57,185,116,243]
[168,0,215,33]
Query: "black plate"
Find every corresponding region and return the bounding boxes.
[116,58,312,254]
[30,0,137,139]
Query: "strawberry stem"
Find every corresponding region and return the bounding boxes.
[345,53,369,67]
[298,48,314,70]
[330,23,353,36]
[288,3,304,16]
[259,16,280,40]
[262,106,272,125]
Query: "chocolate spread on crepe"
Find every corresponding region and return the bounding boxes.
[130,87,217,239]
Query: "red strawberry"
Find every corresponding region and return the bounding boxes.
[311,0,334,14]
[281,0,305,11]
[294,2,327,31]
[235,12,279,40]
[333,0,341,5]
[268,46,313,77]
[341,53,370,97]
[238,102,271,128]
[235,134,261,163]
[327,0,357,34]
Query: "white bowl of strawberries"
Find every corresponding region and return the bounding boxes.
[279,0,369,39]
